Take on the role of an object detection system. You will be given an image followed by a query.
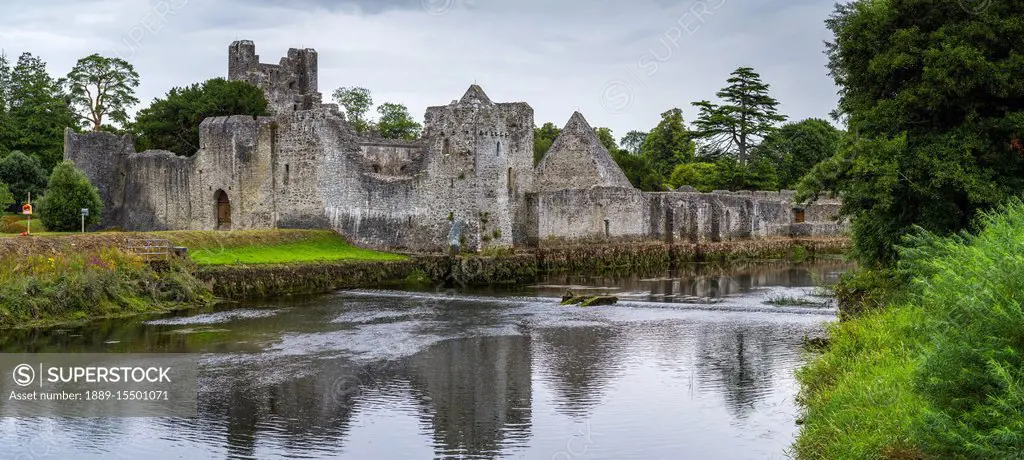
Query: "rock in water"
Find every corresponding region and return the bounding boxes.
[580,296,618,307]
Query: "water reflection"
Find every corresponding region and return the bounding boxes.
[0,261,853,459]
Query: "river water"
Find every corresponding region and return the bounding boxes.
[0,260,851,460]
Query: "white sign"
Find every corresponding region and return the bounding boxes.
[81,208,89,216]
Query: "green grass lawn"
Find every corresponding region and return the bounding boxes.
[188,232,405,265]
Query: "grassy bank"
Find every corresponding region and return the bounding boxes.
[183,230,405,265]
[0,248,213,328]
[795,201,1024,459]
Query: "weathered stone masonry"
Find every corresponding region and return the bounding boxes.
[65,40,846,251]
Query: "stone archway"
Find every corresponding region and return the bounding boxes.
[215,189,231,230]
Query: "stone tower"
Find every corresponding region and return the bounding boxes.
[423,85,535,249]
[228,40,323,115]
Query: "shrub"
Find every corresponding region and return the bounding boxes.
[900,200,1024,457]
[37,161,104,232]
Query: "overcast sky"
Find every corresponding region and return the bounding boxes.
[0,0,841,141]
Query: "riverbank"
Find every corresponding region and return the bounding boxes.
[0,230,849,327]
[794,202,1024,459]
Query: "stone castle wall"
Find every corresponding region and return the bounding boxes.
[63,40,848,252]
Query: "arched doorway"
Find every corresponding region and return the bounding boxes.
[215,190,231,230]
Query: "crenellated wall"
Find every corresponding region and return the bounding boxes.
[63,39,848,252]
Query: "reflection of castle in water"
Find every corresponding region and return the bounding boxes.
[539,260,852,301]
[405,335,533,457]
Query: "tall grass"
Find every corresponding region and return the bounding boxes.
[796,199,1024,459]
[0,248,212,328]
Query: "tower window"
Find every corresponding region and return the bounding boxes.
[443,138,452,155]
[284,164,290,186]
[496,141,501,156]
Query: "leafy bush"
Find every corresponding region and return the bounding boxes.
[900,200,1024,457]
[37,161,103,231]
[796,198,1024,458]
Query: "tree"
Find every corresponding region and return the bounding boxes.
[0,151,48,211]
[376,103,421,140]
[38,161,103,232]
[754,118,841,189]
[612,149,665,191]
[533,122,561,165]
[798,0,1024,268]
[0,182,13,213]
[640,108,696,173]
[66,54,140,132]
[332,86,373,133]
[691,67,786,164]
[0,53,12,155]
[620,130,647,155]
[594,127,618,153]
[8,53,78,172]
[670,162,719,192]
[133,78,269,155]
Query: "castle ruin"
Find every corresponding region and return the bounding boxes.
[64,41,845,252]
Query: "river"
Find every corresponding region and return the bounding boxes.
[0,260,852,460]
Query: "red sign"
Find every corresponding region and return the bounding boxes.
[21,203,32,215]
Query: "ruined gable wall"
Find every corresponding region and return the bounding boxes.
[534,114,632,193]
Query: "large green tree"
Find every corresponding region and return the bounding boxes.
[754,118,841,189]
[798,0,1024,267]
[376,103,421,140]
[38,161,103,232]
[133,78,269,155]
[533,122,561,165]
[0,151,49,211]
[66,54,140,132]
[332,86,373,133]
[8,53,78,172]
[640,108,696,173]
[691,67,787,164]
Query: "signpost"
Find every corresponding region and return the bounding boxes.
[81,208,89,233]
[21,193,32,235]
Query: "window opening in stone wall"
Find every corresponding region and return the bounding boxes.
[507,168,514,191]
[373,165,381,174]
[284,164,290,186]
[443,138,452,155]
[604,220,610,237]
[496,141,501,156]
[793,208,805,224]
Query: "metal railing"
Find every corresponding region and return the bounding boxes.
[126,238,173,261]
